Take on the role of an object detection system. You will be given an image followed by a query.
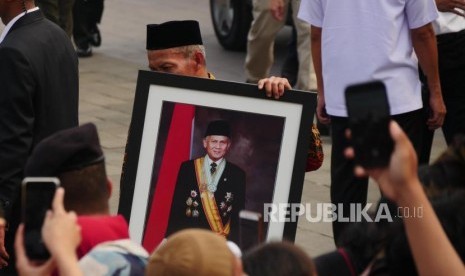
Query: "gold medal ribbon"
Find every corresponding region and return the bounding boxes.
[194,157,230,236]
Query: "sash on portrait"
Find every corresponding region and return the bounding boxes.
[194,157,230,236]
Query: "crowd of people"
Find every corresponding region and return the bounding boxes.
[9,118,465,276]
[0,0,464,275]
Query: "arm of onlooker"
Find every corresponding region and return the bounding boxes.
[347,121,465,276]
[15,225,55,276]
[310,25,330,124]
[42,188,82,276]
[397,180,465,276]
[435,0,465,15]
[411,23,446,130]
[0,225,8,268]
[14,188,83,276]
[270,0,286,21]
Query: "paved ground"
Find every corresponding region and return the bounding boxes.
[1,0,448,257]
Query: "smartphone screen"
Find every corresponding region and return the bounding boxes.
[345,81,393,168]
[21,177,59,261]
[239,210,263,251]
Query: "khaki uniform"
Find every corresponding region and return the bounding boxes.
[245,0,316,91]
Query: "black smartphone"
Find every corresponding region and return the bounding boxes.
[345,81,393,168]
[239,210,264,251]
[21,177,60,261]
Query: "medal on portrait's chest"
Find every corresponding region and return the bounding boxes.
[220,192,234,217]
[185,190,199,218]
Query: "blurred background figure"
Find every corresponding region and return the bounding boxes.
[242,241,316,276]
[0,1,79,273]
[245,0,316,91]
[419,2,465,164]
[299,0,445,245]
[73,0,104,57]
[35,0,75,37]
[280,24,298,87]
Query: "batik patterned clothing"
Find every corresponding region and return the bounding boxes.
[79,239,148,276]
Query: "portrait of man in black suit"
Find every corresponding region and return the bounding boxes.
[166,120,246,243]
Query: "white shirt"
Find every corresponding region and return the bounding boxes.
[433,12,465,35]
[0,7,40,44]
[298,0,438,116]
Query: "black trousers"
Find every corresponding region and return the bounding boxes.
[73,0,104,48]
[330,109,424,245]
[420,30,465,164]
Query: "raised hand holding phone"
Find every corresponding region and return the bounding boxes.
[21,177,59,261]
[16,187,82,276]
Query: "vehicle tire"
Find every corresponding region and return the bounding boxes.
[210,0,253,51]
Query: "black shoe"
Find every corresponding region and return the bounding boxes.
[89,26,101,47]
[76,45,92,57]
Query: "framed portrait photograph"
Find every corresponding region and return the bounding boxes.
[118,70,317,252]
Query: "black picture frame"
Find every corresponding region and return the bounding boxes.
[118,70,316,251]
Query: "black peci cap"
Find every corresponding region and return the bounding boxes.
[204,120,230,138]
[146,20,203,50]
[24,123,104,177]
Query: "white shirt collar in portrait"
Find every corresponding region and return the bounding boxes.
[205,155,224,168]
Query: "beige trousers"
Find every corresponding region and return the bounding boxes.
[245,0,316,91]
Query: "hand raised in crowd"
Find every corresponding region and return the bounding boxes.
[41,188,81,263]
[15,188,83,276]
[344,121,418,203]
[435,0,465,16]
[345,121,465,276]
[15,224,55,276]
[258,76,292,99]
[0,218,9,269]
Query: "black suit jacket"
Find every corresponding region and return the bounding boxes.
[166,158,246,244]
[0,10,79,219]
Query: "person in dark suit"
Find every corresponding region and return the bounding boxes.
[73,0,104,57]
[0,0,79,273]
[166,120,246,244]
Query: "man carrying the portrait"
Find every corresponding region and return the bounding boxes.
[166,120,246,244]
